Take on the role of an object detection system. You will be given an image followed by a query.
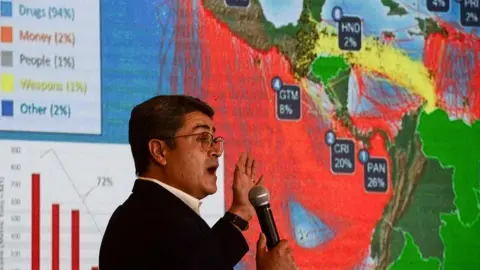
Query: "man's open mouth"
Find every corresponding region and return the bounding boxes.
[207,165,218,175]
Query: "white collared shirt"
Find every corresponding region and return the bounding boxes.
[137,176,202,215]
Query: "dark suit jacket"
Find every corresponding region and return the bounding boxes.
[99,179,249,270]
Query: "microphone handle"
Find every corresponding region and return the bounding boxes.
[256,204,280,249]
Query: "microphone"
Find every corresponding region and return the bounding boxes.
[248,185,280,249]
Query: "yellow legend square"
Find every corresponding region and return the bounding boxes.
[1,73,14,92]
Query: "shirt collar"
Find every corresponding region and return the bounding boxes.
[137,177,202,215]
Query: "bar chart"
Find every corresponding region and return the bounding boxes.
[30,174,85,270]
[0,140,225,270]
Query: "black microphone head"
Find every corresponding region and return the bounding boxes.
[248,185,270,207]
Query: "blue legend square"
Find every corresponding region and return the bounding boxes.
[1,99,13,116]
[0,1,12,17]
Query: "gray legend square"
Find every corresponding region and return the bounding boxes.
[1,51,13,67]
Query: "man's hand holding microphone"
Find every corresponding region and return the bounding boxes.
[256,232,298,270]
[228,153,298,270]
[250,185,298,270]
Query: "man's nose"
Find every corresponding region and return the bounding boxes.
[209,146,222,157]
[210,150,221,158]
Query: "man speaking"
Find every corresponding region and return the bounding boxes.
[99,95,297,270]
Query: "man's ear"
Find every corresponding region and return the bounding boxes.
[148,139,168,166]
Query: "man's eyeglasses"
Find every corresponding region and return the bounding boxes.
[164,132,224,153]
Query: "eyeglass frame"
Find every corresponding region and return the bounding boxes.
[157,132,224,153]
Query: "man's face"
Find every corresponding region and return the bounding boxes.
[164,111,222,199]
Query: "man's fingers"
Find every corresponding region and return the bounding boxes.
[236,152,246,172]
[245,152,253,176]
[274,240,290,254]
[256,232,267,257]
[250,159,257,180]
[239,152,246,164]
[255,175,264,186]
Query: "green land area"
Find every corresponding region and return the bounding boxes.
[417,109,480,225]
[389,232,440,270]
[310,56,349,87]
[381,0,408,16]
[380,113,455,265]
[388,109,480,269]
[387,158,455,262]
[309,0,326,21]
[368,111,453,268]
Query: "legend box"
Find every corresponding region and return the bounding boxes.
[1,50,13,66]
[0,1,12,17]
[1,25,13,43]
[1,99,13,116]
[1,73,14,92]
[0,0,102,135]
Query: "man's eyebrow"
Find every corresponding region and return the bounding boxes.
[192,124,215,133]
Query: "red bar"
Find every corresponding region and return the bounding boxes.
[52,204,60,270]
[91,268,98,270]
[71,210,80,270]
[32,173,40,270]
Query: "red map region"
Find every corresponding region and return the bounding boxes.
[424,21,480,121]
[170,1,394,269]
[348,66,422,140]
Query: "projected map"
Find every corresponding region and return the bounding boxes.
[0,0,479,269]
[182,0,480,269]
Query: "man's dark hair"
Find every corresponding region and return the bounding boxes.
[128,95,214,176]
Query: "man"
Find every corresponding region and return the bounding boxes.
[99,95,297,270]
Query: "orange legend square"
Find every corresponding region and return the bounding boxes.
[1,26,13,43]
